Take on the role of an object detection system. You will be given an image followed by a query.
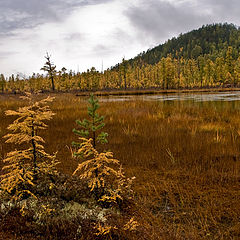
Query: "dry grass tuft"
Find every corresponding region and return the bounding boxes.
[0,93,240,239]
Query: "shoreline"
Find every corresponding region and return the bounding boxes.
[1,87,240,97]
[77,87,240,96]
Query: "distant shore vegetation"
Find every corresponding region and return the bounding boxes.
[1,23,240,93]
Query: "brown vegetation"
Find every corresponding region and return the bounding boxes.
[0,93,240,239]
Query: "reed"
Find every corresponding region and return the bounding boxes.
[0,93,239,239]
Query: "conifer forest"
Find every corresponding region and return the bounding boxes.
[0,23,240,239]
[1,24,240,93]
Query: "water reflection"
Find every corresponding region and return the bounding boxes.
[99,91,240,103]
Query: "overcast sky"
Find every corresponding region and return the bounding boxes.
[0,0,240,77]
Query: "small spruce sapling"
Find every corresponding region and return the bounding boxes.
[73,94,108,149]
[0,93,58,200]
[72,95,135,204]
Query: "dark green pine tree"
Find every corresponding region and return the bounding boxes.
[73,94,108,149]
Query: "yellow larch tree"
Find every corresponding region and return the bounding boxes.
[0,93,58,200]
[73,137,119,200]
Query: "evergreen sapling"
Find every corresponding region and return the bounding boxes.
[72,94,135,204]
[73,94,108,149]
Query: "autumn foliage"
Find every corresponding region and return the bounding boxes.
[0,93,58,200]
[0,93,140,240]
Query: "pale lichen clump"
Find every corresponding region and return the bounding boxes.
[71,95,138,238]
[0,93,139,239]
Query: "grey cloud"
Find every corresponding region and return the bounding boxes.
[125,0,239,45]
[113,28,133,44]
[201,0,240,21]
[0,50,19,58]
[63,33,85,41]
[0,0,112,34]
[92,44,114,56]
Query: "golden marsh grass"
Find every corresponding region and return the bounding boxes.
[0,93,240,239]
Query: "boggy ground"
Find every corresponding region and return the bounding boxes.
[0,93,240,239]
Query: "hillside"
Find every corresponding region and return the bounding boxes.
[1,23,240,92]
[124,23,240,66]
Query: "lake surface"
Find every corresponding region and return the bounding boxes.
[99,91,240,103]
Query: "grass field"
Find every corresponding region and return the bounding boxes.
[0,93,240,239]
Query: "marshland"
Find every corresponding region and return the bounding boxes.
[1,22,240,239]
[0,91,239,239]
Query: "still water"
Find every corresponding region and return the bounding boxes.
[97,91,240,111]
[99,91,240,103]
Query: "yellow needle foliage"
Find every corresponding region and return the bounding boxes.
[0,92,58,200]
[123,217,139,231]
[73,137,119,192]
[1,149,35,197]
[73,137,135,204]
[99,165,135,203]
[94,222,117,236]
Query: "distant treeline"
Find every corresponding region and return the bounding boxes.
[1,23,240,92]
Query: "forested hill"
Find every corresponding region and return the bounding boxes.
[2,23,240,92]
[124,23,240,67]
